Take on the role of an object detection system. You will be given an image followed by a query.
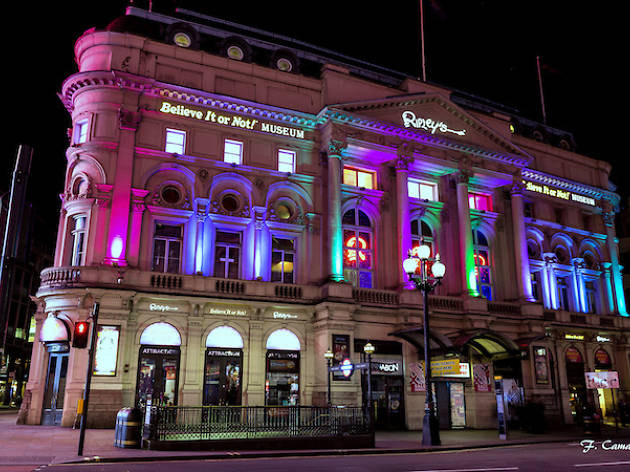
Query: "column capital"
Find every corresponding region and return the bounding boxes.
[324,138,347,157]
[454,169,472,185]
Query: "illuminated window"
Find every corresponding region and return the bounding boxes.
[342,209,373,288]
[271,237,295,284]
[473,230,492,300]
[468,192,492,211]
[71,215,87,266]
[74,119,89,144]
[224,139,243,165]
[152,223,182,273]
[411,219,435,256]
[408,180,437,201]
[343,167,375,190]
[214,231,241,279]
[278,149,296,173]
[165,128,186,154]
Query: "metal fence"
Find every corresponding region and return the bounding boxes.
[144,405,370,442]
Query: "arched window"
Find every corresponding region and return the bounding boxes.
[266,328,301,351]
[473,230,492,300]
[411,219,435,256]
[342,208,373,288]
[139,322,182,346]
[206,325,244,348]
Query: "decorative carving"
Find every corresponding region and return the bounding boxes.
[198,168,209,181]
[326,138,347,157]
[118,108,141,131]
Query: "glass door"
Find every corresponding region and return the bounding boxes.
[41,353,69,425]
[203,350,242,406]
[136,347,180,408]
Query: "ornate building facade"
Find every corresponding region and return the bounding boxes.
[21,6,629,429]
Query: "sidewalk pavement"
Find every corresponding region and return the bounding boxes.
[1,409,629,468]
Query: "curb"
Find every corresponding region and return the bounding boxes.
[57,436,604,465]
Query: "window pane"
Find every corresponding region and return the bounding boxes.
[481,285,492,300]
[358,210,371,227]
[342,210,355,225]
[228,248,239,279]
[278,150,295,173]
[408,181,420,199]
[165,129,186,154]
[167,241,181,273]
[411,219,419,236]
[358,271,372,288]
[214,246,226,277]
[224,140,243,164]
[358,251,371,269]
[217,231,240,244]
[152,239,166,271]
[155,224,181,238]
[420,183,435,201]
[357,171,374,189]
[343,168,357,186]
[358,232,371,249]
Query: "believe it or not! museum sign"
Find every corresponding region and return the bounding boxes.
[159,101,307,139]
[522,180,596,206]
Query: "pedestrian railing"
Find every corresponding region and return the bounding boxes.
[143,405,370,442]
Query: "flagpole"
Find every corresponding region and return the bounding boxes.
[536,56,547,124]
[420,0,426,81]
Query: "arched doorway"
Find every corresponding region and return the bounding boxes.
[39,315,71,426]
[593,347,614,421]
[204,325,244,406]
[565,346,587,424]
[265,328,300,405]
[136,322,182,408]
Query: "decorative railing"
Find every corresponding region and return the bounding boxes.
[353,288,399,305]
[488,301,522,316]
[143,405,370,442]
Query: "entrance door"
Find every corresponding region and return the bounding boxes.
[41,353,69,425]
[203,349,242,405]
[136,346,180,408]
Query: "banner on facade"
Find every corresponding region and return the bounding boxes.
[431,358,460,377]
[533,346,549,384]
[585,371,619,389]
[332,334,351,381]
[410,362,426,392]
[473,363,491,392]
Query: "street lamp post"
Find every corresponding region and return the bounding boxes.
[324,348,334,406]
[363,342,375,430]
[403,241,446,446]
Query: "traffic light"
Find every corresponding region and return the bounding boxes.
[72,321,90,348]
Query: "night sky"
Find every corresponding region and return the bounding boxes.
[4,0,623,224]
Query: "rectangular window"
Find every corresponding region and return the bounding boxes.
[524,202,535,219]
[152,223,182,273]
[74,119,89,144]
[278,149,296,173]
[408,180,437,201]
[224,139,243,165]
[71,215,87,266]
[214,231,241,279]
[343,167,375,190]
[556,276,570,310]
[469,192,492,211]
[585,281,597,314]
[271,237,295,283]
[165,128,186,155]
[530,271,541,301]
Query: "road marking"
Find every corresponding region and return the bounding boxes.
[408,468,519,472]
[574,461,630,468]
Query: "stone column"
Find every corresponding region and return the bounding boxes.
[127,190,149,268]
[455,171,476,296]
[104,109,140,266]
[601,262,615,314]
[510,182,535,301]
[395,153,412,288]
[572,258,586,313]
[543,253,559,309]
[326,138,346,282]
[603,207,628,316]
[252,206,268,280]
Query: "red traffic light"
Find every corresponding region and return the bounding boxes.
[72,321,90,348]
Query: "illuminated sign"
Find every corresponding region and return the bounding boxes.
[159,101,306,139]
[340,358,354,378]
[431,358,460,376]
[209,307,247,316]
[344,235,368,263]
[565,334,585,341]
[272,311,298,320]
[596,336,611,343]
[523,180,596,206]
[585,371,619,389]
[149,303,179,312]
[401,111,466,136]
[93,325,120,377]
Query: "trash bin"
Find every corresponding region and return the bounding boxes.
[114,407,142,448]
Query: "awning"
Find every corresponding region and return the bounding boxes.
[388,326,456,355]
[452,329,520,358]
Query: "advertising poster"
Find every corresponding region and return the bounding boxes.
[93,325,120,376]
[585,371,619,389]
[409,362,426,392]
[450,383,466,428]
[332,334,351,381]
[533,346,549,384]
[473,363,491,392]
